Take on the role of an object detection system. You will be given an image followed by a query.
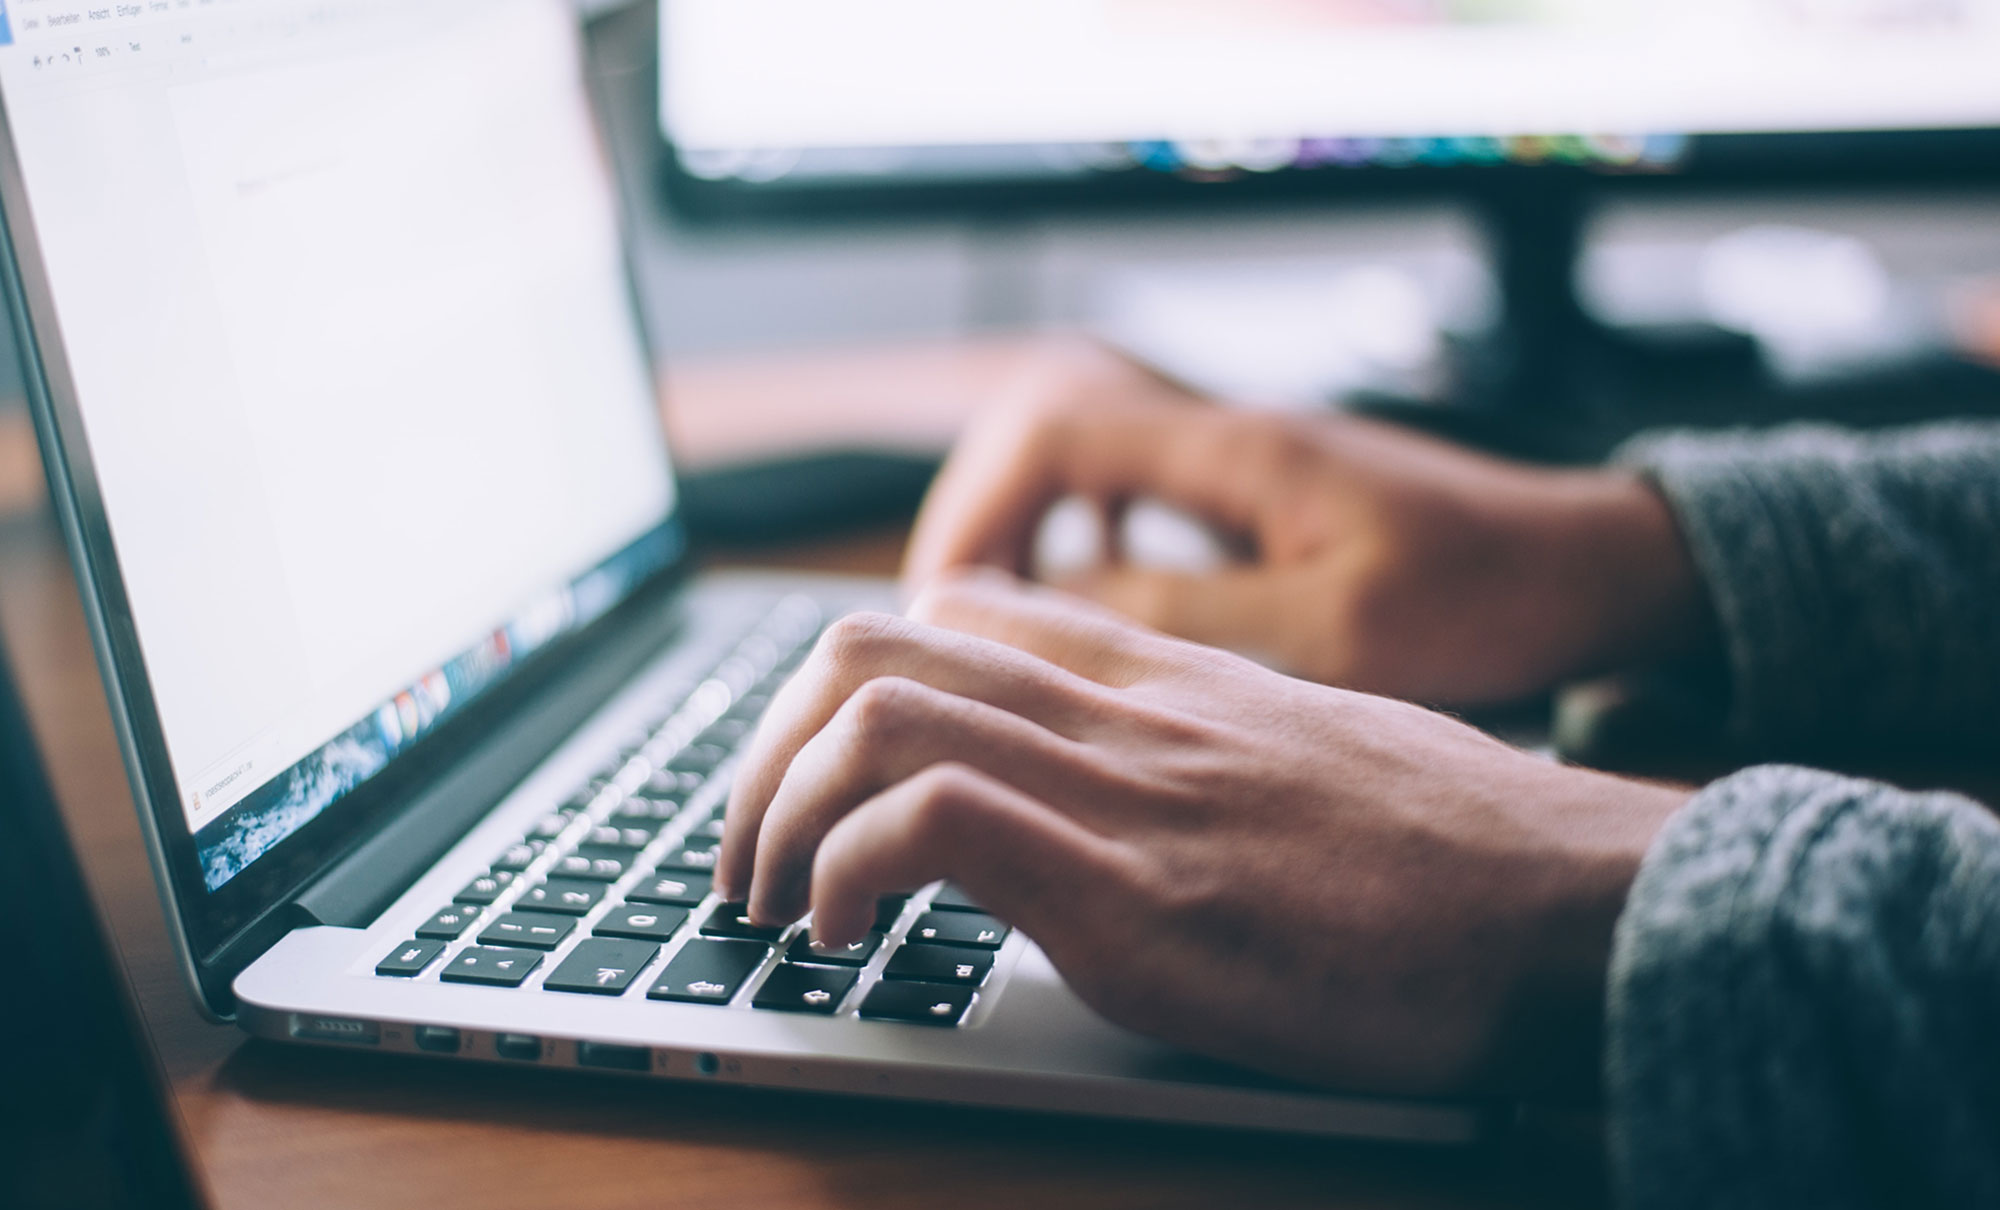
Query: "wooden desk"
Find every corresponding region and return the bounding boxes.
[0,343,1597,1210]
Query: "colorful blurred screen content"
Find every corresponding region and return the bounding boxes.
[660,0,2000,182]
[0,0,678,890]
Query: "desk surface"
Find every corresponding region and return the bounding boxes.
[0,342,1598,1210]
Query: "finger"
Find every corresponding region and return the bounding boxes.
[906,568,1194,688]
[745,677,1106,925]
[902,398,1271,592]
[719,611,1109,899]
[808,762,1132,951]
[1058,565,1308,671]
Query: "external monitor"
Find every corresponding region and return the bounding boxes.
[659,0,2000,209]
[655,1,2000,420]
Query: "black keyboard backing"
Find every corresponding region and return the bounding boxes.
[371,596,1007,1030]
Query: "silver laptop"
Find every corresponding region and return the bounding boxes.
[0,0,1478,1143]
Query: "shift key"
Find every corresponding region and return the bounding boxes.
[646,939,768,1005]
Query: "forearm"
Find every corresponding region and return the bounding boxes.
[1606,765,2000,1209]
[1615,421,2000,755]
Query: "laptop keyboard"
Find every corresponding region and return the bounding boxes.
[370,595,1008,1028]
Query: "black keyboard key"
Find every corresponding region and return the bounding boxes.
[479,911,576,951]
[874,895,912,932]
[491,842,544,873]
[785,932,883,967]
[657,845,720,874]
[691,815,728,841]
[930,884,984,912]
[668,743,730,776]
[677,831,720,852]
[626,871,711,907]
[646,769,705,798]
[724,690,774,723]
[516,878,604,915]
[527,813,571,841]
[376,939,445,977]
[698,717,753,749]
[882,944,992,986]
[416,906,479,940]
[612,795,681,823]
[647,939,769,1004]
[453,871,516,905]
[752,964,858,1015]
[553,849,630,883]
[584,824,657,851]
[543,939,660,996]
[595,904,690,941]
[907,911,1010,950]
[700,903,789,942]
[441,946,543,988]
[859,980,975,1025]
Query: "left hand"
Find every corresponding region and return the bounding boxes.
[719,572,1687,1098]
[901,346,1710,707]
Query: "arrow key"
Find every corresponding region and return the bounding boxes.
[544,938,660,996]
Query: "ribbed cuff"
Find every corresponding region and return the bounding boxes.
[1613,431,1825,746]
[1606,764,2000,1209]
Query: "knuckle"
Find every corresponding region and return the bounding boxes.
[844,675,928,740]
[817,611,907,671]
[912,566,1026,630]
[901,762,985,844]
[1259,419,1320,478]
[908,573,980,625]
[1015,379,1085,425]
[1208,411,1277,465]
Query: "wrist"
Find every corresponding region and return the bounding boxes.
[1489,766,1690,1102]
[1545,470,1717,681]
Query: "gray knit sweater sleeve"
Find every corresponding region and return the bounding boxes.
[1615,421,2000,753]
[1607,766,2000,1208]
[1602,422,2000,1206]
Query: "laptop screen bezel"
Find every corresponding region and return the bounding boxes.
[0,7,694,1010]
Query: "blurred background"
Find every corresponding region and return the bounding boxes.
[10,0,2000,495]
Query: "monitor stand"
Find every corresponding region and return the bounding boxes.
[1350,178,2000,464]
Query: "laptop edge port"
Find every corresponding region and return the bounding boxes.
[576,1041,651,1072]
[291,1015,380,1046]
[413,1025,461,1054]
[494,1032,541,1061]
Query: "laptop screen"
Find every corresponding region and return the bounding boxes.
[0,0,679,893]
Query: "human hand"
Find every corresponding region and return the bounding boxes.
[720,572,1688,1098]
[904,346,1711,706]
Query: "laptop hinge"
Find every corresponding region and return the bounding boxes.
[288,587,690,931]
